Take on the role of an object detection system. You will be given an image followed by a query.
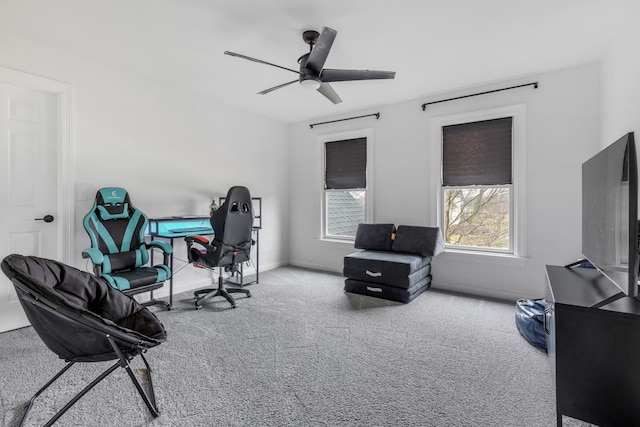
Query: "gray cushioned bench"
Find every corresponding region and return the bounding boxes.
[343,224,443,303]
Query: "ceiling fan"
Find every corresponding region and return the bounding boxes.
[224,27,396,104]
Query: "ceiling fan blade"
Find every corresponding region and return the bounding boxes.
[257,80,298,95]
[320,69,396,82]
[317,83,342,104]
[306,27,337,75]
[224,51,301,75]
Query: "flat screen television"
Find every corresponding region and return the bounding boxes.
[582,132,638,299]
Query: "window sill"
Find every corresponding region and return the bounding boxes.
[437,249,528,268]
[320,237,355,246]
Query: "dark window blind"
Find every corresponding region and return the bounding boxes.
[443,117,513,186]
[325,137,367,189]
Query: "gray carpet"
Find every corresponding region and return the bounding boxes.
[0,266,589,426]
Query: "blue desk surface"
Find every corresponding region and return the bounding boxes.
[147,216,213,238]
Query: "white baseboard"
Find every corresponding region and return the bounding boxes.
[430,280,523,301]
[289,260,523,302]
[141,260,290,302]
[146,261,524,304]
[289,259,342,274]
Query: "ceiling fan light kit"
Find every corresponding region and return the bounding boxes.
[224,26,395,104]
[300,78,321,90]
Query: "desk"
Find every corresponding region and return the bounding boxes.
[148,216,213,238]
[147,216,261,306]
[147,216,212,307]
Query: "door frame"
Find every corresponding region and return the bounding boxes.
[0,66,73,263]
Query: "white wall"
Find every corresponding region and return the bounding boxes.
[0,32,290,297]
[289,62,601,300]
[2,14,633,303]
[601,10,640,145]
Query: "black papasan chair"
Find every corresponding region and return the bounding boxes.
[1,254,167,427]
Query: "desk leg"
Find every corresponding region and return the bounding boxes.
[150,236,174,310]
[255,228,259,284]
[169,238,174,308]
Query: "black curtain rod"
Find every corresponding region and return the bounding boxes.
[309,113,380,129]
[421,82,538,111]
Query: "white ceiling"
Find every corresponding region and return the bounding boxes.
[0,0,633,123]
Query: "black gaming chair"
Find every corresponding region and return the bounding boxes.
[1,254,167,427]
[82,187,172,309]
[185,186,254,309]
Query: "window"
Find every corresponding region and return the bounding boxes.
[323,136,367,239]
[441,116,514,253]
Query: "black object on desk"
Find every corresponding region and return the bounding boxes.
[545,265,640,426]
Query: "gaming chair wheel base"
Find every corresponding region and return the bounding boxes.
[193,274,250,310]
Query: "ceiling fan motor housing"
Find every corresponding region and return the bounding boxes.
[298,53,321,88]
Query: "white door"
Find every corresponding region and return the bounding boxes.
[0,83,58,332]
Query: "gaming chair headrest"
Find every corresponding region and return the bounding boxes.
[223,186,252,215]
[211,186,253,244]
[96,187,130,205]
[93,187,132,220]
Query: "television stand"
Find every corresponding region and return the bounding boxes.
[545,265,640,426]
[590,290,626,308]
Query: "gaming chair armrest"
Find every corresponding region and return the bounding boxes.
[185,235,211,247]
[82,248,104,265]
[184,235,217,263]
[82,248,104,276]
[147,240,173,254]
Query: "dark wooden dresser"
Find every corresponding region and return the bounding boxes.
[545,265,640,426]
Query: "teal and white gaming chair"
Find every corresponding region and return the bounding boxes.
[82,187,172,309]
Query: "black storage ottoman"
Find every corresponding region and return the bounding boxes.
[343,251,431,288]
[344,276,432,303]
[343,224,443,303]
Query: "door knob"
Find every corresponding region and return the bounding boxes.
[34,215,55,223]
